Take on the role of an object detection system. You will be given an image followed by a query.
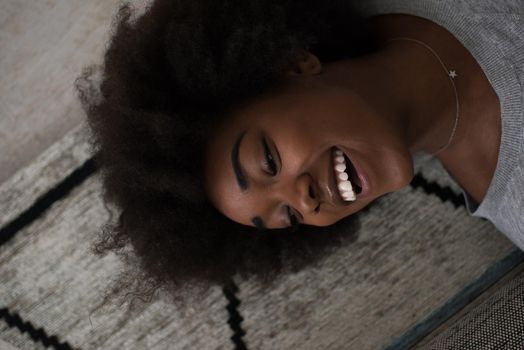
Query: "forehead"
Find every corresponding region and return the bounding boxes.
[204,122,253,226]
[202,91,291,225]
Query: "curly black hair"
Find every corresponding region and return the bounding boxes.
[76,0,384,307]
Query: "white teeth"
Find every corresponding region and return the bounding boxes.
[338,181,353,192]
[338,172,348,181]
[335,163,346,172]
[332,147,357,202]
[342,191,356,200]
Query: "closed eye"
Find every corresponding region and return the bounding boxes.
[287,205,300,232]
[262,137,277,176]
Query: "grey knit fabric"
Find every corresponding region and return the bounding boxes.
[352,0,524,248]
[422,274,524,349]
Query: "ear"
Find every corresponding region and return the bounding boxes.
[286,51,322,76]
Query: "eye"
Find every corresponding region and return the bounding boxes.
[262,138,278,176]
[287,206,300,232]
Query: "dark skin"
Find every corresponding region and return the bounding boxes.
[204,14,501,229]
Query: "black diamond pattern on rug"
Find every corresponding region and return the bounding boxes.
[0,158,97,247]
[223,280,248,350]
[0,307,77,350]
[410,172,466,208]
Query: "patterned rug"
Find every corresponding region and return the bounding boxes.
[0,126,519,350]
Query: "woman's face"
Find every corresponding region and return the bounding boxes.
[203,57,414,230]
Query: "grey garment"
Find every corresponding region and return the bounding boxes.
[352,0,524,248]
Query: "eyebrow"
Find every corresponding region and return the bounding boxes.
[231,131,248,191]
[231,131,268,230]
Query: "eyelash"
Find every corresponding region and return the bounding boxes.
[287,206,300,232]
[261,138,299,231]
[262,138,277,176]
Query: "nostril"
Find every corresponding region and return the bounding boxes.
[309,184,315,199]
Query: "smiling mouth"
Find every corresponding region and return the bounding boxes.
[327,146,363,206]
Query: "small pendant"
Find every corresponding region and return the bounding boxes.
[449,70,458,79]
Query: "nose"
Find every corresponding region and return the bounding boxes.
[273,173,319,219]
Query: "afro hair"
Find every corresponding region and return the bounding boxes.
[76,0,383,307]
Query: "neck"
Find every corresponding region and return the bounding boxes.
[321,21,470,158]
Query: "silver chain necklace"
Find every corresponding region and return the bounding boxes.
[385,37,460,156]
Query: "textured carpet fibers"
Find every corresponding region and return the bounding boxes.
[0,152,517,350]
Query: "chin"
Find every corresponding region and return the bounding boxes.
[388,152,415,191]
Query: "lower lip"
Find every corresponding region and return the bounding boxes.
[336,145,371,199]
